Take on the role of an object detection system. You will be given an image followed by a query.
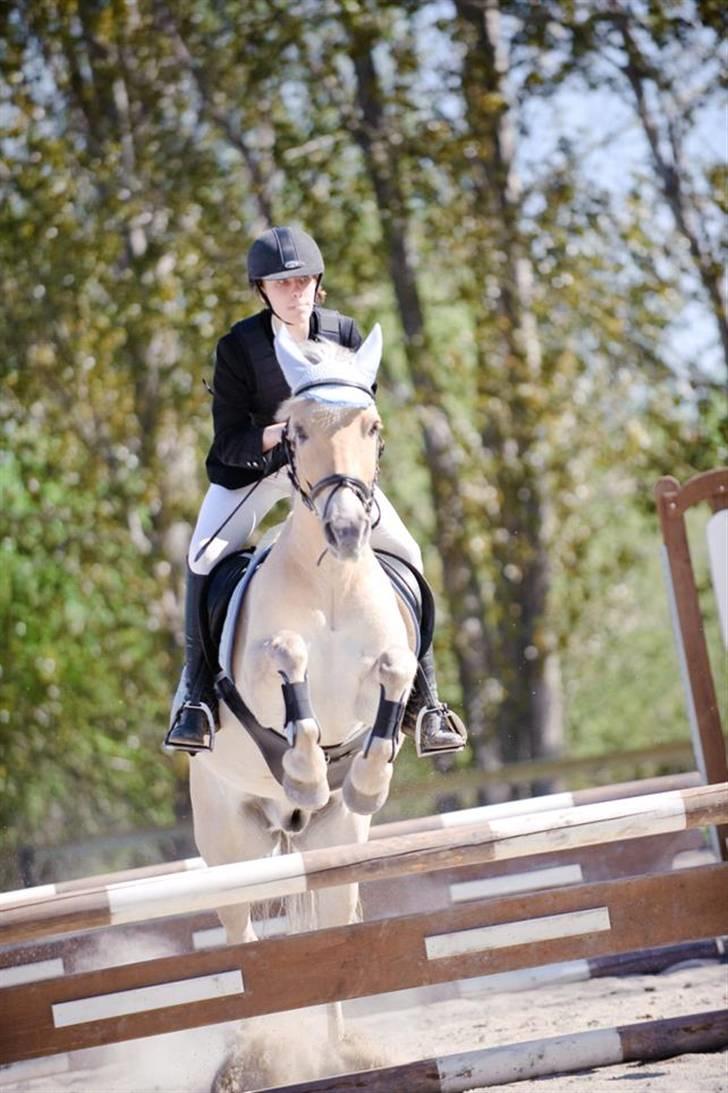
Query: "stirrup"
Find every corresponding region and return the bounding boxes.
[164,701,217,755]
[414,704,468,758]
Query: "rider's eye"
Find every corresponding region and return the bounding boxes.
[368,421,381,437]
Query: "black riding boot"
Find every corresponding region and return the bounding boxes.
[164,570,218,754]
[402,647,468,756]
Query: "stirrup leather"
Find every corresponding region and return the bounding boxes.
[164,700,217,754]
[414,703,468,757]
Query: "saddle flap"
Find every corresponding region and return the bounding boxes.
[374,549,434,660]
[216,545,272,681]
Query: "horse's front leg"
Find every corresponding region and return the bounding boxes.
[343,646,417,815]
[262,630,330,811]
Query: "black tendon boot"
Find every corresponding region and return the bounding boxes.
[402,647,468,757]
[164,570,219,754]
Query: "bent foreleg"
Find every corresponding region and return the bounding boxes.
[343,646,417,815]
[263,631,330,811]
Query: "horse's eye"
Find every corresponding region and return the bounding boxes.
[294,424,308,443]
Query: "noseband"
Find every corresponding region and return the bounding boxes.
[282,421,383,528]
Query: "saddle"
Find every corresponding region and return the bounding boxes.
[197,546,434,789]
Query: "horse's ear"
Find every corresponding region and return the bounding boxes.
[355,323,382,389]
[274,324,313,393]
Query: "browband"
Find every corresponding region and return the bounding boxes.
[293,378,375,398]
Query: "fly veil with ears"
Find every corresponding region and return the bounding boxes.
[274,324,384,521]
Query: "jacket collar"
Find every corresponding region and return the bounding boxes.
[261,307,321,343]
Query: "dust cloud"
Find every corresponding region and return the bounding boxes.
[212,1011,392,1092]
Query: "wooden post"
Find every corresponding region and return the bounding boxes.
[655,469,728,859]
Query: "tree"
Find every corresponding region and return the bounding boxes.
[521,0,727,378]
[338,5,495,756]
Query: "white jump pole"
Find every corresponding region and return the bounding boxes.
[0,772,700,910]
[0,784,725,946]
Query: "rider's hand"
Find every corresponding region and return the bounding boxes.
[262,423,286,452]
[264,442,289,476]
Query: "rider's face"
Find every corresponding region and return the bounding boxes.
[263,276,317,326]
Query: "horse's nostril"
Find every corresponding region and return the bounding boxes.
[325,521,357,543]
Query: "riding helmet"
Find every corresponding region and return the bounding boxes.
[247,226,325,282]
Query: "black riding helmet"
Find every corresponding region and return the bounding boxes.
[247,226,324,283]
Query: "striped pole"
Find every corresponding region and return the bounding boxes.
[371,771,702,839]
[261,1010,728,1092]
[0,858,207,911]
[0,772,699,910]
[0,784,725,946]
[451,936,728,1000]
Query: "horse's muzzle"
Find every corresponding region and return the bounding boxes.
[324,517,369,560]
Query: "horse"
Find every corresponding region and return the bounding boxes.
[189,325,418,972]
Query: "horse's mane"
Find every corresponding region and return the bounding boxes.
[276,339,370,429]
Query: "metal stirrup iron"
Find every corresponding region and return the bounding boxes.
[414,704,468,758]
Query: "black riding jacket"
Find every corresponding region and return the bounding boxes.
[205,307,363,489]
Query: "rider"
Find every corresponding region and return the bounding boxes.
[165,225,466,757]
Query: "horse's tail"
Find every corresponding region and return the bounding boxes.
[254,831,363,938]
[278,831,318,935]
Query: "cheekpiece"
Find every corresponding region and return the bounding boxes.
[274,323,382,408]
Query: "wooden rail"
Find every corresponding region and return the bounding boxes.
[1,864,726,1064]
[393,739,698,800]
[9,757,701,888]
[1,784,724,946]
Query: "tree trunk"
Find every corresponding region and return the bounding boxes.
[454,0,563,785]
[342,22,497,759]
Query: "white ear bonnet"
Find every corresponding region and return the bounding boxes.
[274,323,382,407]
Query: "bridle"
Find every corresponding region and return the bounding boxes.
[281,395,384,530]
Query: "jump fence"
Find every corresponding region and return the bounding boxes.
[0,771,700,910]
[0,782,726,1068]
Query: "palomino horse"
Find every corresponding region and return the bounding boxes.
[189,325,418,960]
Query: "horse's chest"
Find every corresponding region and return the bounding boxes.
[237,555,413,734]
[307,619,376,672]
[302,595,405,653]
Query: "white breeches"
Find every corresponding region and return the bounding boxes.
[188,470,423,576]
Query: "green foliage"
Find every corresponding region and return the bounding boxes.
[0,428,177,872]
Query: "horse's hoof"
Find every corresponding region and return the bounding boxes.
[282,774,330,811]
[342,780,390,816]
[342,750,392,815]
